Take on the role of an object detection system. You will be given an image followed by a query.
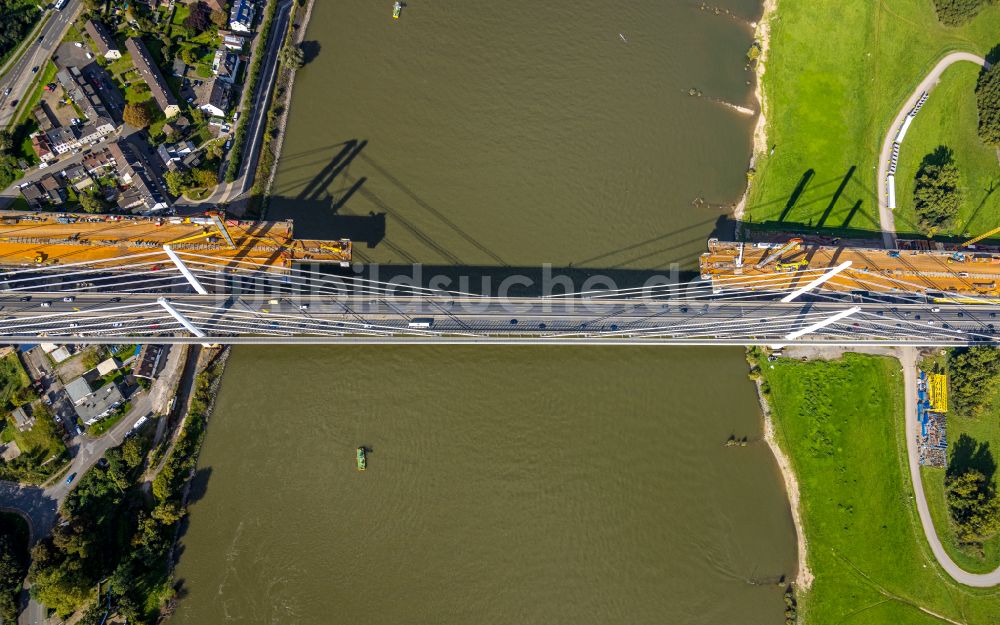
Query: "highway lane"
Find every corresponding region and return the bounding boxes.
[0,0,82,128]
[0,293,999,344]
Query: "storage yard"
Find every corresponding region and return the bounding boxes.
[0,211,351,270]
[700,238,1000,297]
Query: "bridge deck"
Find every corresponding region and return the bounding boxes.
[0,211,351,269]
[701,239,1000,296]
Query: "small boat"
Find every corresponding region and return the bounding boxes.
[357,447,367,471]
[392,1,402,19]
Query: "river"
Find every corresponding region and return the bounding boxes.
[172,1,796,623]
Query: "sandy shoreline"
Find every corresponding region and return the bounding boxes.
[733,0,777,230]
[751,372,814,590]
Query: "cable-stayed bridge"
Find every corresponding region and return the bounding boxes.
[2,246,999,346]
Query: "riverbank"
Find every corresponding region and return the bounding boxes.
[732,0,775,228]
[754,349,1000,625]
[251,0,316,218]
[748,350,812,590]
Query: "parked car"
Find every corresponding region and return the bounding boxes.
[31,66,39,73]
[62,296,75,302]
[74,41,83,48]
[66,472,77,484]
[40,302,50,308]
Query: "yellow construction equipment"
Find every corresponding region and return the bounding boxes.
[774,259,809,272]
[962,226,1000,247]
[755,238,803,269]
[166,212,237,250]
[33,252,47,263]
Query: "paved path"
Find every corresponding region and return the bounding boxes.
[877,52,989,248]
[900,346,1000,586]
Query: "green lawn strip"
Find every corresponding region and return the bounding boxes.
[747,1,1000,239]
[11,59,58,127]
[761,353,1000,625]
[892,63,1000,240]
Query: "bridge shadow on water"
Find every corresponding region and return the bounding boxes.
[259,143,1000,301]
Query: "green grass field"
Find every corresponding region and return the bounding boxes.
[747,1,1000,239]
[761,353,1000,625]
[892,63,1000,239]
[0,351,31,407]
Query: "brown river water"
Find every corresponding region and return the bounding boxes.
[172,1,796,623]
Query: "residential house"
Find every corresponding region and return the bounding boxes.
[63,164,88,182]
[221,32,244,51]
[57,67,120,130]
[82,148,116,175]
[195,78,230,118]
[85,20,121,60]
[30,132,55,162]
[212,48,240,84]
[65,377,95,405]
[45,126,80,155]
[39,175,66,206]
[203,0,227,13]
[75,383,125,425]
[172,58,187,78]
[107,141,169,211]
[156,140,195,168]
[10,406,33,432]
[134,344,163,379]
[229,0,255,33]
[125,38,181,118]
[20,183,46,209]
[96,357,121,376]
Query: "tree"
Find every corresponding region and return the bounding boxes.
[932,0,995,25]
[164,170,189,197]
[191,167,218,188]
[949,346,1000,416]
[976,62,1000,146]
[280,44,305,69]
[0,154,19,190]
[913,146,962,232]
[122,437,144,469]
[79,191,108,214]
[211,10,228,27]
[180,47,198,66]
[123,102,154,129]
[184,1,212,32]
[0,129,12,153]
[947,469,1000,543]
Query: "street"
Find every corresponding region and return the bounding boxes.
[0,0,82,128]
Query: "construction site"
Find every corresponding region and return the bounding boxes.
[0,211,352,270]
[700,235,1000,298]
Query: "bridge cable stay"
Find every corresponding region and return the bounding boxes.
[771,306,862,349]
[780,262,853,303]
[162,245,209,295]
[156,298,207,338]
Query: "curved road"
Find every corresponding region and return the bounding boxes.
[877,52,988,248]
[900,347,1000,586]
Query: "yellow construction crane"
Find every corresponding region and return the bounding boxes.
[166,212,237,249]
[962,226,1000,247]
[755,238,803,269]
